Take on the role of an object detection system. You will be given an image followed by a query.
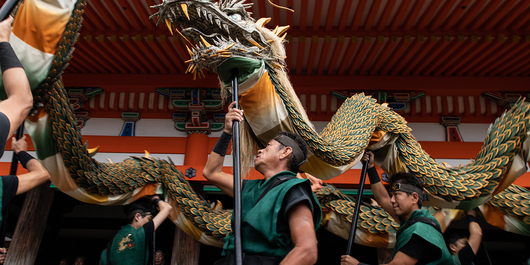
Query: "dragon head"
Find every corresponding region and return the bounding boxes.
[151,0,290,78]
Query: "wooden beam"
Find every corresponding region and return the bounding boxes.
[76,38,118,73]
[358,36,384,75]
[389,0,412,31]
[435,36,478,76]
[87,0,120,31]
[338,0,353,31]
[468,36,516,76]
[481,0,518,31]
[351,1,368,32]
[147,35,180,74]
[389,35,426,76]
[337,36,360,75]
[445,37,491,76]
[494,0,530,31]
[82,4,108,31]
[429,0,458,31]
[369,36,398,75]
[467,0,503,31]
[299,1,309,31]
[130,0,155,31]
[416,1,443,31]
[89,35,130,73]
[363,0,382,32]
[402,0,425,31]
[158,35,187,74]
[4,184,54,265]
[312,0,323,32]
[98,0,131,31]
[97,35,138,73]
[376,0,397,32]
[379,36,411,75]
[441,0,473,31]
[116,0,143,31]
[488,36,530,76]
[113,36,151,73]
[316,36,332,75]
[325,0,338,32]
[305,36,320,75]
[326,36,345,75]
[422,35,466,75]
[455,35,504,76]
[295,36,306,75]
[286,0,294,28]
[345,36,371,75]
[121,35,158,73]
[455,0,487,31]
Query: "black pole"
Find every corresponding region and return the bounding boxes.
[9,123,24,175]
[231,68,242,265]
[152,228,156,265]
[345,160,369,256]
[0,0,20,21]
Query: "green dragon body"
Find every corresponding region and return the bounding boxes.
[12,0,530,249]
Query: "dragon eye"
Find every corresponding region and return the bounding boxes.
[229,13,242,20]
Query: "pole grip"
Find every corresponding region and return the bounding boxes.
[345,160,369,256]
[231,68,243,265]
[0,0,20,21]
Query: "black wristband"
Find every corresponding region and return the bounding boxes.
[367,166,381,184]
[152,198,161,205]
[0,42,23,73]
[16,151,35,169]
[212,131,232,156]
[467,215,477,223]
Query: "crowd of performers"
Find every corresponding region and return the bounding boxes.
[0,13,489,264]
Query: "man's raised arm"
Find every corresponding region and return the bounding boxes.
[202,102,243,197]
[0,17,32,138]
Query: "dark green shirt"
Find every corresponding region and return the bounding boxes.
[100,221,154,265]
[223,171,322,258]
[394,209,454,265]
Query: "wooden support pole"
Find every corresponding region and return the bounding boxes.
[5,183,54,264]
[171,226,200,265]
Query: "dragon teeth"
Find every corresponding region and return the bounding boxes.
[196,6,201,18]
[208,13,213,24]
[223,24,230,35]
[215,18,221,28]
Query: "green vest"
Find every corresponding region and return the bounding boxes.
[223,171,322,258]
[100,224,149,265]
[394,209,454,265]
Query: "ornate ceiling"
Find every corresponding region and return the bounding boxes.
[61,0,530,77]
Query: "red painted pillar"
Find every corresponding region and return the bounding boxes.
[183,133,209,165]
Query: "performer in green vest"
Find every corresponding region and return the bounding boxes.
[446,210,483,265]
[100,196,171,265]
[203,102,322,265]
[342,151,453,265]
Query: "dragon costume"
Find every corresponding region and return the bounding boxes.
[4,0,530,249]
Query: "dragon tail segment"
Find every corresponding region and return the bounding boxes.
[391,99,530,210]
[482,184,530,236]
[158,159,229,247]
